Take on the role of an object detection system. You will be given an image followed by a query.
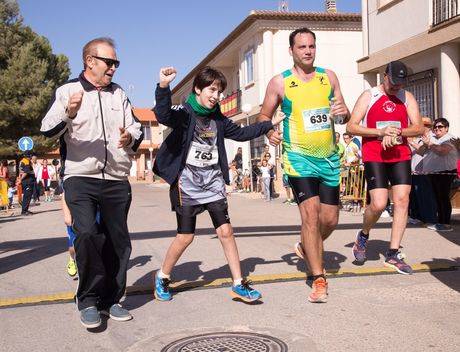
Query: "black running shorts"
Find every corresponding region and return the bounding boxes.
[364,160,411,191]
[288,177,340,205]
[174,198,230,234]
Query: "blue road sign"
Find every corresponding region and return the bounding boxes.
[18,137,34,151]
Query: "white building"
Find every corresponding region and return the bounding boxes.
[359,0,460,135]
[171,9,363,182]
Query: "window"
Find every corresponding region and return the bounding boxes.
[142,125,152,141]
[244,49,254,85]
[405,70,436,119]
[432,0,459,26]
[250,135,265,160]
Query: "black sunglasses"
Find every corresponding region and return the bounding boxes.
[92,56,120,68]
[433,125,446,129]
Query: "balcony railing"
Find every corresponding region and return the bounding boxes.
[220,90,241,117]
[433,0,458,26]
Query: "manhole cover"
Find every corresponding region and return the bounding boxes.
[161,332,288,352]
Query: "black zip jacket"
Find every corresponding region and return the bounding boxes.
[153,85,273,185]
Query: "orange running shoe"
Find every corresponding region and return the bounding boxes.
[308,277,328,303]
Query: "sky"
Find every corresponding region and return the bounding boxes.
[18,0,361,107]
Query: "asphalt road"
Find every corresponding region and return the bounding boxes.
[0,183,458,351]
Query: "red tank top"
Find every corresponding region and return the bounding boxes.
[41,166,49,180]
[362,87,411,163]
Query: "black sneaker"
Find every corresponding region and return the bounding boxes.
[21,211,33,216]
[80,306,101,328]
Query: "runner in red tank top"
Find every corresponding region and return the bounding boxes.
[347,61,424,275]
[362,89,411,163]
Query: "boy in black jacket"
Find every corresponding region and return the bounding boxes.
[152,66,284,302]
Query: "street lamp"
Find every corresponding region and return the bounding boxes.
[148,146,154,170]
[241,103,253,192]
[147,146,154,182]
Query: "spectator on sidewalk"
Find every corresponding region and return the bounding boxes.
[335,132,345,162]
[36,159,55,202]
[242,168,251,192]
[233,147,243,171]
[229,160,240,192]
[7,180,15,208]
[421,118,458,231]
[30,154,41,205]
[261,144,272,163]
[407,117,437,225]
[252,162,261,193]
[281,162,295,205]
[343,133,360,167]
[259,159,272,202]
[1,160,9,181]
[18,152,36,216]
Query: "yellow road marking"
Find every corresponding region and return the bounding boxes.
[1,263,457,308]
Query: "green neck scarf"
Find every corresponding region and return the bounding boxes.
[186,93,217,116]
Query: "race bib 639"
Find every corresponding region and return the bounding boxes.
[302,107,331,133]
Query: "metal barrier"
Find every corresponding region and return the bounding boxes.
[340,164,367,211]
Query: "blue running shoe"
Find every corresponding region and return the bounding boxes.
[231,278,261,302]
[154,273,172,301]
[352,230,368,263]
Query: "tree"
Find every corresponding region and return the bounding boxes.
[0,0,70,158]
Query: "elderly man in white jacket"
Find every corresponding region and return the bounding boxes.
[41,37,143,329]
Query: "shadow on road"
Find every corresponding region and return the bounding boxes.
[0,237,67,275]
[432,229,460,246]
[0,222,455,278]
[124,256,272,310]
[0,216,22,225]
[344,239,400,265]
[281,250,347,274]
[130,222,396,241]
[420,257,460,293]
[0,208,63,225]
[127,255,152,270]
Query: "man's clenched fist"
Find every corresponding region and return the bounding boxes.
[66,90,84,119]
[118,127,132,148]
[159,67,177,88]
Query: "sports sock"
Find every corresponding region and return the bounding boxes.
[66,225,75,237]
[386,248,399,257]
[312,274,326,281]
[157,269,170,279]
[233,278,242,286]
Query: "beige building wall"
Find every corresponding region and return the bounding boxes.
[367,0,431,54]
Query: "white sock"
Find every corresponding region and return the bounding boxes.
[157,269,170,279]
[233,278,242,286]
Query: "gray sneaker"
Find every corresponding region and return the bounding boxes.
[101,304,132,322]
[80,306,101,328]
[427,223,453,232]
